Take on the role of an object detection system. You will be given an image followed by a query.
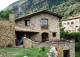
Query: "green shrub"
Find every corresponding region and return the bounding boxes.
[60,30,80,42]
[42,47,45,51]
[38,47,45,52]
[78,36,80,42]
[38,47,42,52]
[7,44,12,47]
[75,42,80,52]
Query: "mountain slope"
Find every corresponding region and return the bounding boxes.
[6,0,80,19]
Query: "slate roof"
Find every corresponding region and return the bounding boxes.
[15,10,63,21]
[62,15,80,21]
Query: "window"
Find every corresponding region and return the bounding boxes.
[75,21,78,26]
[75,26,78,27]
[75,21,78,24]
[40,19,48,29]
[68,30,71,32]
[64,27,66,29]
[42,32,49,42]
[67,22,69,25]
[63,23,66,25]
[71,22,74,25]
[53,32,56,37]
[25,20,30,26]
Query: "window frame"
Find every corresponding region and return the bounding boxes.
[67,22,69,25]
[71,22,74,25]
[52,32,56,37]
[25,20,30,26]
[40,18,48,29]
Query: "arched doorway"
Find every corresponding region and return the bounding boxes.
[15,32,24,46]
[42,32,49,42]
[63,50,70,57]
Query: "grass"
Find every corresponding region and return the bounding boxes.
[0,48,25,57]
[0,46,80,57]
[0,47,50,57]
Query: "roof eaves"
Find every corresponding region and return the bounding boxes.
[62,16,80,21]
[15,10,63,21]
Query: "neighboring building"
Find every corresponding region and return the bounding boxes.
[62,16,80,32]
[0,10,75,57]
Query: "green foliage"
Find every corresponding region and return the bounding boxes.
[38,47,45,52]
[78,36,80,42]
[75,52,80,57]
[7,44,12,47]
[39,47,42,52]
[59,21,62,27]
[75,42,80,52]
[60,30,69,39]
[60,30,80,42]
[75,43,80,56]
[42,47,45,51]
[0,9,12,19]
[0,47,50,57]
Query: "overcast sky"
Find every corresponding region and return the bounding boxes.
[0,0,18,11]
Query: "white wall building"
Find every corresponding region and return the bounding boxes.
[62,15,80,32]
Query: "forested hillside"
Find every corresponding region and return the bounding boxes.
[6,0,80,19]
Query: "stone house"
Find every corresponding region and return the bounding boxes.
[0,10,75,57]
[15,10,62,44]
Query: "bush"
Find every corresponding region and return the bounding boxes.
[60,30,80,42]
[38,47,45,52]
[7,44,12,47]
[42,47,45,51]
[75,42,80,52]
[78,36,80,42]
[38,47,42,52]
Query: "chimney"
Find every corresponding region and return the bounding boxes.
[9,13,15,22]
[29,8,33,14]
[9,13,16,47]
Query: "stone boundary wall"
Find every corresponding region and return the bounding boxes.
[0,14,15,47]
[24,38,75,57]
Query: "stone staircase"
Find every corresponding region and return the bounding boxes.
[17,45,23,48]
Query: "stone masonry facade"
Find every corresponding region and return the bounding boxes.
[0,10,75,57]
[0,14,15,47]
[15,13,60,41]
[23,38,75,57]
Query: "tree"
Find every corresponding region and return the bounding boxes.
[78,27,80,32]
[78,36,80,42]
[0,9,12,19]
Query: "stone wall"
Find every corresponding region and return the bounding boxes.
[24,38,75,57]
[0,14,15,47]
[15,13,60,41]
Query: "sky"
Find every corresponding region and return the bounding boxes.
[0,0,18,11]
